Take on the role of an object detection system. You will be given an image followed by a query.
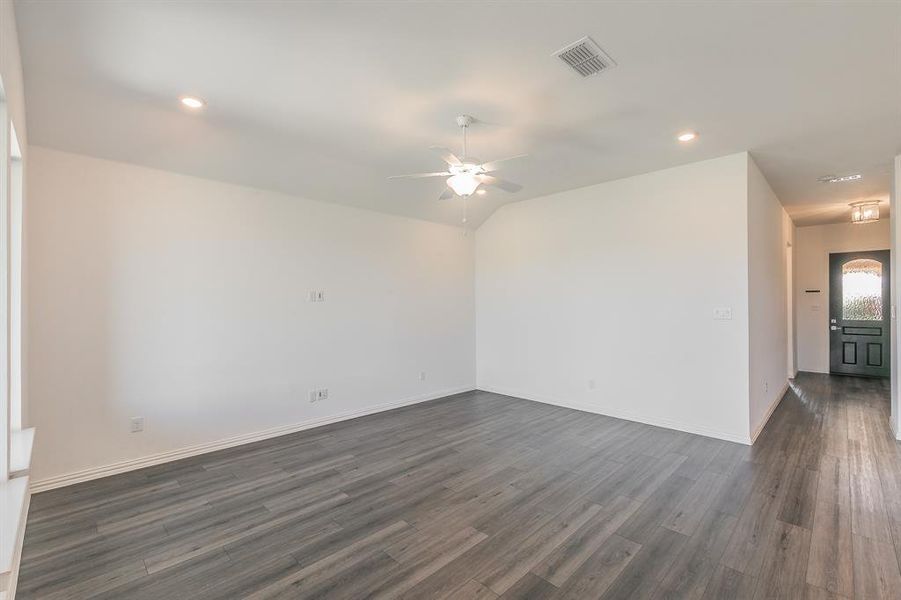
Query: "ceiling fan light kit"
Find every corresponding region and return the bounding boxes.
[447,173,480,197]
[389,114,527,223]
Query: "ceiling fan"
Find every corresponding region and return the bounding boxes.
[389,115,527,202]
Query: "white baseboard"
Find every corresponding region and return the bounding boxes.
[796,368,829,375]
[477,384,752,445]
[31,386,475,494]
[750,380,790,444]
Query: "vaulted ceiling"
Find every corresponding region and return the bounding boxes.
[14,1,901,227]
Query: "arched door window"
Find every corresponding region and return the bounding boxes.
[842,258,882,320]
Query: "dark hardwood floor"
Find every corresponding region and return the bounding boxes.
[17,373,901,599]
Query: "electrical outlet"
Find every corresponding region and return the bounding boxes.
[130,416,145,433]
[310,388,329,403]
[309,290,326,303]
[764,381,769,393]
[587,379,597,390]
[419,371,426,381]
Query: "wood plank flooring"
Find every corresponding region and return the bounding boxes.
[17,373,901,598]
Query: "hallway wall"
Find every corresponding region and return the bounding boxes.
[795,220,890,373]
[747,156,793,440]
[892,154,901,440]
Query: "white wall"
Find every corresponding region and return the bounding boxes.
[795,219,890,373]
[891,155,900,439]
[747,155,793,440]
[1,0,27,148]
[476,153,753,443]
[26,147,476,484]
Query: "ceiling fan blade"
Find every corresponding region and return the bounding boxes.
[429,146,462,166]
[477,175,522,193]
[480,154,528,172]
[438,188,455,201]
[387,172,450,180]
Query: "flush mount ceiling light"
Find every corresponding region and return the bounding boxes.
[677,131,697,143]
[819,173,862,183]
[179,95,206,109]
[850,200,880,224]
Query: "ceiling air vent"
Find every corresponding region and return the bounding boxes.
[554,36,616,77]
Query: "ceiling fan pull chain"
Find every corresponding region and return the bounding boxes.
[462,195,468,225]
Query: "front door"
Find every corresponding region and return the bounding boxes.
[829,250,890,378]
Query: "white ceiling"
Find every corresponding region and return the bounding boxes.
[13,1,901,228]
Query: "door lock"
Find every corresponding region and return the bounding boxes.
[830,325,839,331]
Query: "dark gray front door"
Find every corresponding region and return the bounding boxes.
[829,250,890,378]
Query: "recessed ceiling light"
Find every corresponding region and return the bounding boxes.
[677,131,697,143]
[476,189,487,195]
[179,96,206,109]
[819,173,861,184]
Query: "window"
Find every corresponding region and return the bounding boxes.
[10,124,21,431]
[0,75,29,484]
[842,258,883,321]
[0,77,8,482]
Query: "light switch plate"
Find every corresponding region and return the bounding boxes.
[713,307,732,320]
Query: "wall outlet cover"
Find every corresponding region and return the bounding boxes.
[130,417,145,433]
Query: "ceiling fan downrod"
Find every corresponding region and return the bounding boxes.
[456,114,473,159]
